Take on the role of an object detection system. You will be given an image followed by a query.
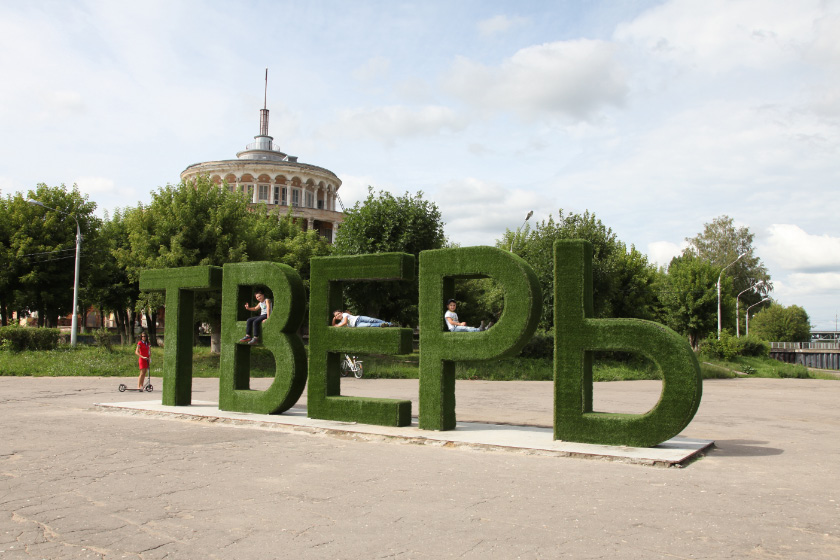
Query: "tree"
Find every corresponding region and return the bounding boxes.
[332,187,446,326]
[749,304,811,342]
[3,185,99,327]
[500,209,661,330]
[660,254,733,348]
[685,215,772,309]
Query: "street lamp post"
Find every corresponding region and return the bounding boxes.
[27,200,82,347]
[745,298,771,337]
[736,280,764,338]
[718,252,747,339]
[509,210,534,252]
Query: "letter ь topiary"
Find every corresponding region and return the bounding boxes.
[554,240,702,447]
[218,261,307,415]
[308,253,415,426]
[140,266,223,406]
[418,247,542,430]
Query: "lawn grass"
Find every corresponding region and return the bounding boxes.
[2,344,837,382]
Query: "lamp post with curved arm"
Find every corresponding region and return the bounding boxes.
[736,280,765,338]
[27,200,82,347]
[745,298,771,337]
[718,252,747,339]
[509,210,534,252]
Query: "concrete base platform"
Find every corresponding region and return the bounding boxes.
[95,399,713,468]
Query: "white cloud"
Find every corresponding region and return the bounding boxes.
[443,40,628,121]
[615,0,831,73]
[762,224,840,272]
[647,240,687,267]
[477,15,528,37]
[333,105,468,144]
[353,56,391,82]
[429,178,547,246]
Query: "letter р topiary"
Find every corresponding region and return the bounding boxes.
[140,266,223,406]
[418,246,542,430]
[554,240,703,447]
[218,261,308,415]
[308,253,415,426]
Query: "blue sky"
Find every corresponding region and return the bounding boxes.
[2,0,839,329]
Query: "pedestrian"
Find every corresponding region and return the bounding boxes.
[135,332,150,389]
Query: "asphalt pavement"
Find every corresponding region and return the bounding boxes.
[1,376,839,559]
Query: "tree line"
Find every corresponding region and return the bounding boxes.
[0,181,810,350]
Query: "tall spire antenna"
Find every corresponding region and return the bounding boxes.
[259,68,269,137]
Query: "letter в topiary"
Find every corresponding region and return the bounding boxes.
[219,261,307,415]
[418,246,542,430]
[554,240,703,447]
[308,253,414,426]
[140,266,223,406]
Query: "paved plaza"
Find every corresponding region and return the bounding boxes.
[1,376,839,559]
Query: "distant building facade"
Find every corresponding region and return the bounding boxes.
[180,102,343,242]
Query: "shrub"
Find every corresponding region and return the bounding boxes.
[93,328,114,352]
[700,331,739,360]
[0,326,60,351]
[778,364,810,379]
[519,330,554,359]
[738,335,770,357]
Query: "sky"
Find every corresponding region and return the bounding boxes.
[2,0,839,330]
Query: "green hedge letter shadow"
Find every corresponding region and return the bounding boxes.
[219,262,307,415]
[140,266,223,406]
[308,253,414,426]
[418,247,542,430]
[554,240,703,447]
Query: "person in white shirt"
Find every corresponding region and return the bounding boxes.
[332,310,392,328]
[239,290,271,345]
[444,299,491,332]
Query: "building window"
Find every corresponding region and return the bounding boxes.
[305,192,314,208]
[317,198,324,210]
[292,189,300,207]
[258,184,269,201]
[274,186,280,204]
[281,187,287,205]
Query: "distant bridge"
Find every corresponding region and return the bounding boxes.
[770,333,840,370]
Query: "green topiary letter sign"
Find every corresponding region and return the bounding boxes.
[554,240,703,447]
[218,261,308,415]
[140,266,223,406]
[418,246,542,430]
[308,253,415,426]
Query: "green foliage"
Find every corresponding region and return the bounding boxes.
[749,303,811,342]
[0,326,60,352]
[519,330,555,359]
[661,253,732,348]
[778,364,811,379]
[699,331,740,360]
[554,240,703,447]
[219,261,307,415]
[332,188,445,326]
[738,335,770,357]
[308,253,415,426]
[418,246,542,430]
[1,185,99,327]
[503,209,660,330]
[93,328,114,352]
[685,215,772,308]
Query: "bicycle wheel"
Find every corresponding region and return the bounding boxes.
[340,360,350,377]
[354,362,363,379]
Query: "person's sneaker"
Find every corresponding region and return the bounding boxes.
[248,337,260,345]
[485,321,494,330]
[239,335,252,343]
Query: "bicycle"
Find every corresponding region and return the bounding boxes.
[340,354,363,378]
